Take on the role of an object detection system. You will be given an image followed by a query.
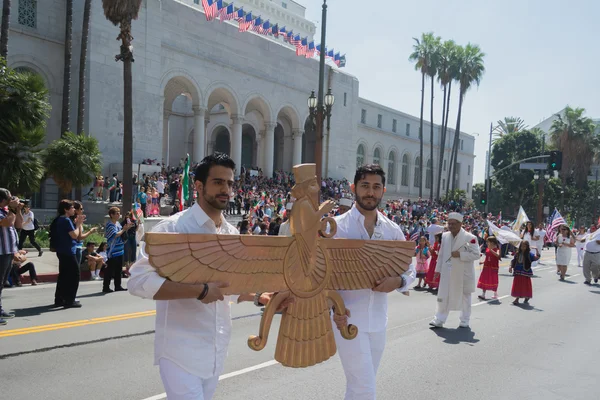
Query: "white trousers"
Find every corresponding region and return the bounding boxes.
[435,293,472,325]
[159,358,219,400]
[577,246,585,267]
[334,328,386,400]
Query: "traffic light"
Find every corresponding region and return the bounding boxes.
[548,150,562,171]
[480,191,487,205]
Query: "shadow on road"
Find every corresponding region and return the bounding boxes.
[512,303,544,312]
[589,290,600,295]
[11,304,63,317]
[558,280,578,285]
[77,292,111,299]
[429,327,480,345]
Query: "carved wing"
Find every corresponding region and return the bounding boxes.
[144,233,294,295]
[320,239,415,290]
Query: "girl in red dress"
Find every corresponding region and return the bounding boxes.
[509,240,539,305]
[477,236,501,300]
[425,233,442,291]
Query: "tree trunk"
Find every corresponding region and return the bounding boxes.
[429,75,435,201]
[119,21,134,215]
[442,81,453,195]
[418,72,425,198]
[76,0,91,135]
[0,0,10,59]
[436,83,447,200]
[74,0,91,202]
[61,0,73,136]
[451,92,465,192]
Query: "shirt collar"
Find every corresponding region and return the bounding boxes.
[349,204,381,226]
[190,202,225,229]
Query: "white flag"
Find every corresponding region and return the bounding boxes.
[488,220,522,246]
[512,206,530,232]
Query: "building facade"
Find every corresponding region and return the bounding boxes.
[6,0,475,208]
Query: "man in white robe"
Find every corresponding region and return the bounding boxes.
[430,212,481,329]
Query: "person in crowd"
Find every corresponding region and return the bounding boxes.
[278,203,293,237]
[424,233,442,292]
[11,250,38,286]
[427,217,444,245]
[536,222,547,263]
[128,153,291,400]
[171,199,180,216]
[103,207,132,293]
[18,203,42,256]
[429,212,480,329]
[239,219,251,235]
[151,187,161,216]
[575,226,587,268]
[330,164,415,400]
[97,242,108,265]
[268,217,281,236]
[509,240,539,305]
[95,175,104,201]
[122,210,139,275]
[477,236,501,300]
[414,236,430,289]
[257,222,268,236]
[521,221,540,257]
[109,173,119,203]
[82,242,104,281]
[71,201,98,267]
[50,199,84,308]
[555,225,575,281]
[138,189,148,217]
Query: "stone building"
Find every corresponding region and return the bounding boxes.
[6,0,475,208]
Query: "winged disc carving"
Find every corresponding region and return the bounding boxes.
[145,164,414,368]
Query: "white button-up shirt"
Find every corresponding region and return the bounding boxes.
[128,203,239,378]
[333,205,416,333]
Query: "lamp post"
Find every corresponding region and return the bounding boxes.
[307,0,333,185]
[535,171,550,224]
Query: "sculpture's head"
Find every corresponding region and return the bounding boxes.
[292,164,319,205]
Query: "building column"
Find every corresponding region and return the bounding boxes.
[231,115,244,176]
[256,131,264,171]
[192,106,206,163]
[163,109,171,166]
[264,122,276,178]
[292,129,303,167]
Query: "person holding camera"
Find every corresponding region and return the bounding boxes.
[103,207,132,293]
[0,188,24,325]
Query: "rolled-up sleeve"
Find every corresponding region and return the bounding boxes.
[128,243,166,300]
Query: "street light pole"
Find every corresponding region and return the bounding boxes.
[314,0,327,185]
[486,122,492,214]
[536,134,546,224]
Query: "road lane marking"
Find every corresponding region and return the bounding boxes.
[0,310,156,338]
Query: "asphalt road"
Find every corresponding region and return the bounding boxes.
[1,248,598,400]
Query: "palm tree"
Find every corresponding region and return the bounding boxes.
[77,0,92,135]
[101,0,142,214]
[447,43,485,192]
[61,0,74,135]
[435,40,457,200]
[0,0,10,59]
[43,132,103,197]
[426,35,441,201]
[409,32,436,198]
[550,106,599,189]
[492,116,527,143]
[445,44,464,193]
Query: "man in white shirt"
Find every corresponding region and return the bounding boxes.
[583,227,600,285]
[278,202,293,237]
[536,223,547,263]
[427,218,444,245]
[155,177,165,198]
[128,153,290,400]
[331,164,416,400]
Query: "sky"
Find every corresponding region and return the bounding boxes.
[299,0,600,184]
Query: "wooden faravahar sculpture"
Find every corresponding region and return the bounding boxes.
[145,164,414,368]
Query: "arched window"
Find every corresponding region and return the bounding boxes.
[356,144,365,168]
[425,159,433,189]
[414,156,421,188]
[373,147,381,166]
[401,154,410,186]
[388,152,396,185]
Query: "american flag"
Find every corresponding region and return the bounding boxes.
[291,34,301,46]
[296,37,307,56]
[202,0,217,21]
[219,3,236,22]
[259,20,271,35]
[305,41,315,58]
[546,208,566,243]
[284,31,294,43]
[271,23,279,37]
[238,12,253,32]
[334,52,341,66]
[251,17,263,33]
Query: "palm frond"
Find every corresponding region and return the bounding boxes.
[101,0,143,25]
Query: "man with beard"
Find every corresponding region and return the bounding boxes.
[128,153,291,400]
[331,164,415,400]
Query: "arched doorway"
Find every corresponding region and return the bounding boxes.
[241,124,257,168]
[212,126,231,155]
[302,117,316,163]
[274,124,285,172]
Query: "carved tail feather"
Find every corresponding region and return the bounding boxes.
[248,291,291,351]
[274,293,336,368]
